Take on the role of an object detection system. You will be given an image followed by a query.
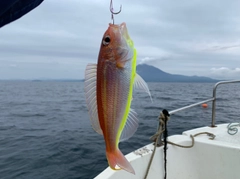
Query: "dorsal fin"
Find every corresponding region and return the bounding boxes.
[84,64,103,135]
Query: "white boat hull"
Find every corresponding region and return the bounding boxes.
[95,124,240,179]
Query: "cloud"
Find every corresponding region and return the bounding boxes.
[138,57,156,64]
[210,67,240,79]
[0,0,240,79]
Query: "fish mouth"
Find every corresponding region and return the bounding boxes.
[108,22,130,40]
[119,22,130,41]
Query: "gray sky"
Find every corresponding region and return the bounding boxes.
[0,0,240,80]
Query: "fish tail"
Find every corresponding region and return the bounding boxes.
[106,149,135,174]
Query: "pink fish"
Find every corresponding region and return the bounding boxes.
[85,22,151,174]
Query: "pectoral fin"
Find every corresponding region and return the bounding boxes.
[134,73,152,101]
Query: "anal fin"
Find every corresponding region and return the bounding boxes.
[120,109,138,142]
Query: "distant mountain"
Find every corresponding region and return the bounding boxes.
[0,79,83,82]
[31,79,83,82]
[137,64,218,82]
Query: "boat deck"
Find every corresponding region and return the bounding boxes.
[183,123,240,148]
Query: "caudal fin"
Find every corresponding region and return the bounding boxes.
[106,149,135,174]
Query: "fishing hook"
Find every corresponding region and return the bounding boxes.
[110,0,122,24]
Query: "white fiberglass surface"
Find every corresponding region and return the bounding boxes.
[96,124,240,179]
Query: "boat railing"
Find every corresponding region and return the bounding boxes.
[168,80,240,127]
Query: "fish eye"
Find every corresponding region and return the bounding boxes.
[103,36,111,45]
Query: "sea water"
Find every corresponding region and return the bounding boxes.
[0,81,239,179]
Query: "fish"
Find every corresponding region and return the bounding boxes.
[84,22,151,174]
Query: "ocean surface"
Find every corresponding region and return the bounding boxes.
[0,81,240,179]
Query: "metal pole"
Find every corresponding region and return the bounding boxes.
[169,98,214,115]
[211,80,240,127]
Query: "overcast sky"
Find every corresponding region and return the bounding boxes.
[0,0,240,80]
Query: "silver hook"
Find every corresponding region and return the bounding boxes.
[110,0,122,24]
